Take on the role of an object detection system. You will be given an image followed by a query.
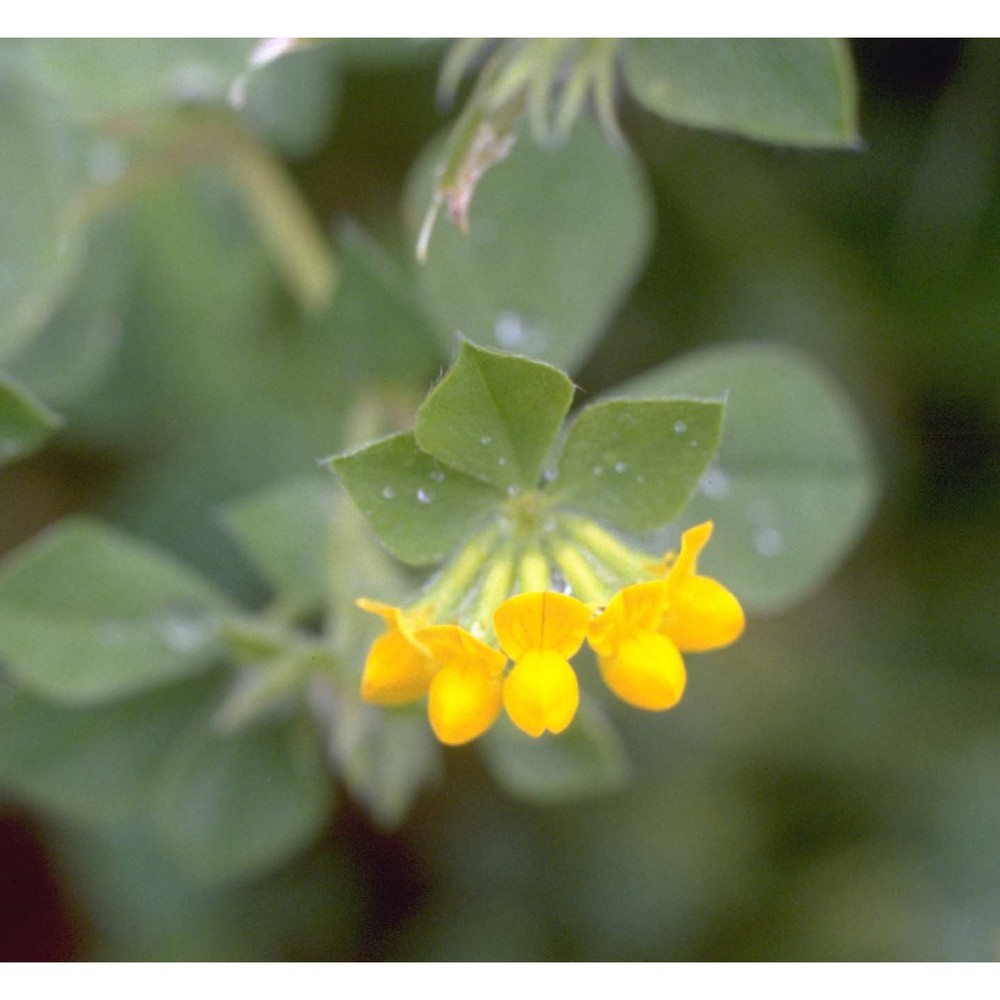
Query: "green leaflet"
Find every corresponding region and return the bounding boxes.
[25,38,257,120]
[329,432,503,566]
[0,372,61,466]
[0,518,234,703]
[0,60,83,363]
[153,714,333,883]
[219,474,335,617]
[618,342,879,612]
[416,341,574,490]
[0,672,221,825]
[623,39,860,148]
[405,117,653,373]
[554,398,724,532]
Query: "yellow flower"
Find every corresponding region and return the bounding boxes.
[659,521,745,652]
[421,625,506,746]
[494,591,592,737]
[356,599,436,706]
[588,580,686,711]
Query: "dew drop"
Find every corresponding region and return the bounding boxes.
[497,456,507,466]
[689,439,699,448]
[674,421,687,434]
[381,486,395,500]
[614,462,627,474]
[699,467,732,500]
[469,621,486,639]
[592,465,604,476]
[635,474,646,484]
[551,571,572,596]
[429,469,445,483]
[156,612,211,653]
[542,518,558,533]
[480,435,493,446]
[506,484,521,497]
[416,488,433,504]
[542,468,558,483]
[753,526,785,558]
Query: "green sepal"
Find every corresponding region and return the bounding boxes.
[623,39,860,149]
[0,372,62,466]
[415,340,574,491]
[328,431,502,566]
[554,398,724,532]
[0,518,234,704]
[152,713,333,883]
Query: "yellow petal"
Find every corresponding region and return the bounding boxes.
[428,658,504,746]
[493,591,592,660]
[502,649,579,737]
[666,520,714,584]
[588,579,670,657]
[356,597,430,655]
[597,629,686,711]
[360,629,437,706]
[662,575,745,652]
[421,624,506,746]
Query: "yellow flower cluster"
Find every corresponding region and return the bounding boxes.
[358,521,744,746]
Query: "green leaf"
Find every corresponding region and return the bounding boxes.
[328,222,443,379]
[0,372,61,466]
[623,39,860,148]
[0,673,221,825]
[237,43,341,158]
[324,694,441,829]
[619,343,880,612]
[26,38,257,120]
[329,432,502,566]
[219,475,335,616]
[416,341,575,491]
[5,212,131,408]
[554,398,724,531]
[405,118,653,373]
[0,61,82,362]
[480,699,629,802]
[153,714,333,883]
[0,518,235,704]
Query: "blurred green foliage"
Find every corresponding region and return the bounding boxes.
[0,38,997,962]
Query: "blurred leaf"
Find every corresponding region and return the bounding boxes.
[328,222,442,379]
[329,432,502,566]
[0,372,61,466]
[0,518,235,703]
[480,699,629,802]
[0,672,219,824]
[0,61,83,362]
[5,212,131,408]
[26,38,257,120]
[153,714,333,883]
[620,343,879,613]
[331,38,447,69]
[219,474,335,617]
[405,118,653,373]
[623,39,859,148]
[50,820,361,960]
[416,341,574,491]
[237,43,341,158]
[324,692,441,828]
[555,399,723,531]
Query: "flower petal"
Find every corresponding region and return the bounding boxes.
[428,658,504,746]
[596,629,686,711]
[662,575,745,652]
[587,579,669,656]
[503,649,579,737]
[493,591,591,661]
[360,629,437,705]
